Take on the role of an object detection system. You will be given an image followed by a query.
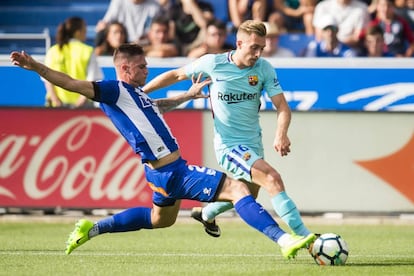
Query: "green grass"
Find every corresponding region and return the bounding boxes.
[0,218,413,275]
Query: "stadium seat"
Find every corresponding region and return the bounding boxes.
[278,33,315,56]
[0,0,109,54]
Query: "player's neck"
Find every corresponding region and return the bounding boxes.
[231,51,247,69]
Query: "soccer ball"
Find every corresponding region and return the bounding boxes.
[310,233,349,266]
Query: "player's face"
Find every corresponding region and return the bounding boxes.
[125,55,149,87]
[237,33,266,67]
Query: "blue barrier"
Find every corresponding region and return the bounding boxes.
[1,57,413,111]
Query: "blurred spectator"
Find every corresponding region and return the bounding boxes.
[187,19,234,58]
[313,0,370,48]
[303,16,358,56]
[366,0,414,56]
[228,0,267,30]
[140,15,179,57]
[360,24,395,56]
[367,0,379,16]
[167,0,215,55]
[95,21,128,56]
[44,17,104,108]
[268,0,316,35]
[262,22,296,57]
[394,0,414,35]
[158,0,174,11]
[95,0,161,43]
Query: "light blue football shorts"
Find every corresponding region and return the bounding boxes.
[216,144,263,182]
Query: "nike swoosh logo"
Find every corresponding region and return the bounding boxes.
[215,78,226,82]
[76,238,83,244]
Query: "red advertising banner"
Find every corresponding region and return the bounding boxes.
[0,108,202,209]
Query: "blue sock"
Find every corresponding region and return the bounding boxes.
[202,201,234,221]
[97,207,153,234]
[272,191,310,236]
[234,195,285,242]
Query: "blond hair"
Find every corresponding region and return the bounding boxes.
[237,20,267,37]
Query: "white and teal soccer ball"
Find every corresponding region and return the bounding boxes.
[310,233,349,266]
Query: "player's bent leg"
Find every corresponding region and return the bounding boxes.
[233,194,313,259]
[65,219,94,255]
[65,207,155,255]
[251,160,312,237]
[272,191,312,236]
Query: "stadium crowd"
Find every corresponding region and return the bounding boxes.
[2,0,413,57]
[90,0,413,57]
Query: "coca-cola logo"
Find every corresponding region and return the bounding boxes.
[0,114,150,207]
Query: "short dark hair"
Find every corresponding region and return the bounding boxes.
[151,14,170,27]
[113,43,144,62]
[207,19,226,31]
[366,25,384,37]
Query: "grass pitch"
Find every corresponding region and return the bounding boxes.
[0,216,413,276]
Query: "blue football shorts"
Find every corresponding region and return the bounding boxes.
[144,157,226,207]
[215,144,263,182]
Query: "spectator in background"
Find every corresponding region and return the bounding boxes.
[367,0,414,56]
[394,0,414,34]
[187,19,234,58]
[262,22,296,57]
[167,0,215,56]
[95,21,128,56]
[95,0,161,43]
[228,0,267,30]
[268,0,316,35]
[304,16,358,57]
[401,0,414,33]
[140,15,179,57]
[313,0,370,49]
[157,0,174,12]
[360,24,395,56]
[44,16,103,108]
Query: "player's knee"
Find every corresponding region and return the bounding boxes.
[265,172,285,195]
[151,213,177,228]
[232,180,252,198]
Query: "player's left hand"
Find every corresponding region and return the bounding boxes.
[188,73,210,99]
[274,135,291,157]
[10,51,35,70]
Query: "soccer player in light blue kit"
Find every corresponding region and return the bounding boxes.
[10,43,315,259]
[143,20,316,243]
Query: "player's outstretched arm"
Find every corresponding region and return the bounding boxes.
[142,67,188,94]
[155,73,210,113]
[10,51,95,99]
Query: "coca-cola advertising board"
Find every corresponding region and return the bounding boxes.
[0,108,202,209]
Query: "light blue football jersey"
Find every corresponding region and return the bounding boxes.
[184,51,283,152]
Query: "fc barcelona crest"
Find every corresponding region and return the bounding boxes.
[248,75,258,86]
[243,152,251,161]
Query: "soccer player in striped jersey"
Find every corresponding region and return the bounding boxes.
[10,43,315,258]
[143,21,316,241]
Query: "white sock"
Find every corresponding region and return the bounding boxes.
[201,210,214,223]
[88,223,99,238]
[277,233,292,247]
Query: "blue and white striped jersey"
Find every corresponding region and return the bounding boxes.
[93,80,179,163]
